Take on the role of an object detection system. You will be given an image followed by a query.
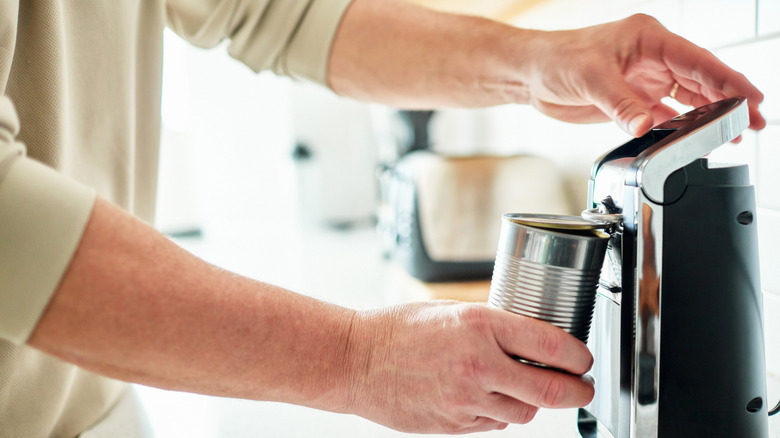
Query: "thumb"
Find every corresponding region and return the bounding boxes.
[621,107,653,137]
[588,78,653,137]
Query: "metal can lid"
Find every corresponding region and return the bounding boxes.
[503,213,611,234]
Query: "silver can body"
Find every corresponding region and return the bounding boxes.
[488,214,610,344]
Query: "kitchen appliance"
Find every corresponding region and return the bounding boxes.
[578,96,770,437]
[387,151,573,282]
[381,109,576,282]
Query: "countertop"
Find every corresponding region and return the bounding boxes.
[136,386,579,437]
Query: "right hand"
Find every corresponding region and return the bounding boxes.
[345,301,594,434]
[518,14,765,137]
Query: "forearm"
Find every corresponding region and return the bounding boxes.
[27,198,358,412]
[329,0,536,108]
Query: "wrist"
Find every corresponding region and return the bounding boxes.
[338,308,393,417]
[463,23,542,106]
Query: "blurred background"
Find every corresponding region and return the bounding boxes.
[142,0,780,436]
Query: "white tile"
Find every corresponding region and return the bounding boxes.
[759,208,780,294]
[769,374,780,436]
[680,0,756,48]
[768,293,780,435]
[758,0,780,36]
[764,293,780,376]
[758,126,780,209]
[717,38,780,123]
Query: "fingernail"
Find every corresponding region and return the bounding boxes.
[627,113,651,136]
[586,356,594,373]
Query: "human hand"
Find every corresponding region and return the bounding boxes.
[345,301,594,434]
[520,14,765,137]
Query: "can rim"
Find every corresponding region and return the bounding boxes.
[503,213,610,233]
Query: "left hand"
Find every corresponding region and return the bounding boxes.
[345,301,594,434]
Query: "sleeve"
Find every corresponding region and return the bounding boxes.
[0,96,96,344]
[165,0,355,86]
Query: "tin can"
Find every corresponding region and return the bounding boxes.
[488,214,611,344]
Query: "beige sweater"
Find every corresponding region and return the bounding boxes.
[0,0,353,436]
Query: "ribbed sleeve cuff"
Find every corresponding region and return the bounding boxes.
[0,155,96,344]
[281,0,355,86]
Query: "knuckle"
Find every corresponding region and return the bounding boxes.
[451,353,490,383]
[450,391,478,411]
[457,305,491,332]
[612,96,645,121]
[626,13,661,28]
[538,376,567,407]
[516,405,539,424]
[447,415,480,434]
[537,327,565,362]
[466,356,489,380]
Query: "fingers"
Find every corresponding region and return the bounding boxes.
[491,308,593,375]
[353,304,593,432]
[583,14,765,135]
[481,354,596,409]
[672,76,766,131]
[665,41,763,106]
[478,392,540,425]
[650,101,681,125]
[485,309,595,410]
[578,66,656,136]
[654,28,766,130]
[454,417,510,434]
